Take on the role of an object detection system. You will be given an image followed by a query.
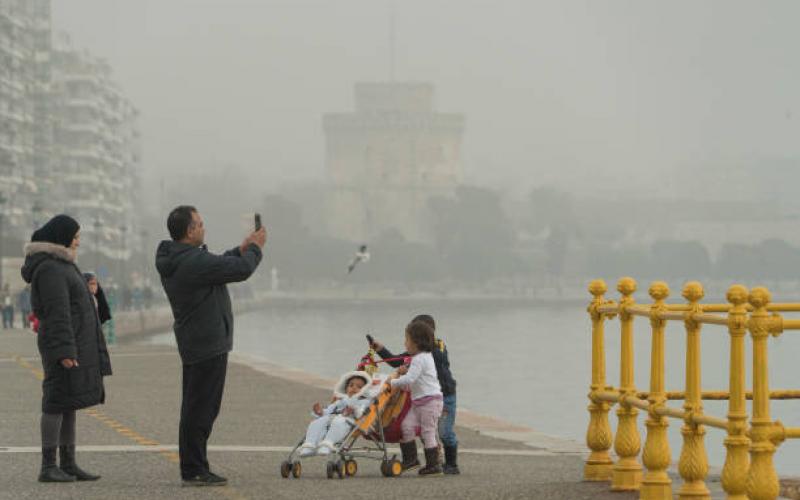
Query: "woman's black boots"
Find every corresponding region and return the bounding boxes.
[38,447,75,482]
[400,441,420,471]
[59,445,100,481]
[418,447,443,476]
[443,444,460,474]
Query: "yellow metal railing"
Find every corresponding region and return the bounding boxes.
[584,278,800,500]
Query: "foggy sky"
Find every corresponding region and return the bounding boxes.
[53,1,800,201]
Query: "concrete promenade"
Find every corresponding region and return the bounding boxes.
[0,328,734,500]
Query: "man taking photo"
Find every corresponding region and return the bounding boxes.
[156,205,266,486]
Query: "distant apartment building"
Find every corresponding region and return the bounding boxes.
[323,82,465,243]
[0,0,51,242]
[0,0,142,271]
[51,33,142,262]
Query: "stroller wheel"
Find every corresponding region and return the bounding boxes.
[380,460,389,477]
[280,461,292,478]
[291,461,302,478]
[326,462,335,479]
[345,459,358,477]
[336,460,345,479]
[389,459,402,477]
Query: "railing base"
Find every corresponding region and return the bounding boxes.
[583,460,613,481]
[611,461,642,491]
[677,481,711,500]
[639,477,672,500]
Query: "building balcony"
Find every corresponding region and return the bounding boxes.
[60,73,100,86]
[0,107,27,123]
[0,40,28,60]
[0,10,26,29]
[63,97,101,110]
[62,122,102,135]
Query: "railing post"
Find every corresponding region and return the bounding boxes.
[678,281,711,500]
[746,287,780,500]
[612,277,642,491]
[585,279,614,481]
[640,281,672,500]
[721,284,750,500]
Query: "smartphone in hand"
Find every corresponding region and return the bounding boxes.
[255,213,262,231]
[366,334,374,346]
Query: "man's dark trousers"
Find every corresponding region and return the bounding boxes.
[179,353,228,479]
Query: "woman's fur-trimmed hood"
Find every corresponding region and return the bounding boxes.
[24,242,76,262]
[333,371,372,399]
[21,242,77,284]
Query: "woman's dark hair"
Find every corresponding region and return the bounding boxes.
[405,321,435,352]
[167,205,197,241]
[411,314,436,331]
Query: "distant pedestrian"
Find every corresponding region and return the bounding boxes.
[83,272,112,325]
[21,214,112,483]
[156,205,265,487]
[2,283,14,328]
[28,311,39,333]
[143,286,153,309]
[18,285,31,328]
[121,285,131,311]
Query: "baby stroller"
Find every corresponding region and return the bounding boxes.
[280,349,414,479]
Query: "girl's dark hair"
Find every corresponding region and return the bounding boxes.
[411,314,436,331]
[405,321,435,352]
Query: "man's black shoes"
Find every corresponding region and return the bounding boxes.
[182,472,228,487]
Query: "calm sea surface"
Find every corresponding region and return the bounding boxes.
[145,299,800,474]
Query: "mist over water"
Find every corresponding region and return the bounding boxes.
[7,0,800,481]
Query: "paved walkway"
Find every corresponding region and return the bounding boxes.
[0,329,731,499]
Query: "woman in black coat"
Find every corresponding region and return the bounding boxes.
[21,215,112,483]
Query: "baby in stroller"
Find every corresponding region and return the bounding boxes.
[281,348,414,479]
[299,371,376,457]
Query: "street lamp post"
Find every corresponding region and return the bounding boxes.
[139,228,149,274]
[32,201,42,229]
[93,217,102,272]
[0,193,6,288]
[118,224,127,283]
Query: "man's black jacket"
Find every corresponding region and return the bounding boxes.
[377,339,456,396]
[156,240,262,365]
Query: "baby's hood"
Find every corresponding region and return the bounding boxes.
[333,371,372,399]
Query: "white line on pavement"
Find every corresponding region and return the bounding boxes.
[0,445,580,457]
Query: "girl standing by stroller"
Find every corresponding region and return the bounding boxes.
[390,321,443,476]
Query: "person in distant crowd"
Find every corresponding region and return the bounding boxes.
[28,311,39,333]
[143,286,154,309]
[156,205,265,487]
[121,285,132,311]
[2,283,14,328]
[21,214,112,483]
[83,272,112,326]
[132,286,143,310]
[371,314,460,474]
[18,285,32,329]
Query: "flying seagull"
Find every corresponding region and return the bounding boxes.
[347,244,370,274]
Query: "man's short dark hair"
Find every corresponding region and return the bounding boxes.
[412,314,436,332]
[167,205,197,241]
